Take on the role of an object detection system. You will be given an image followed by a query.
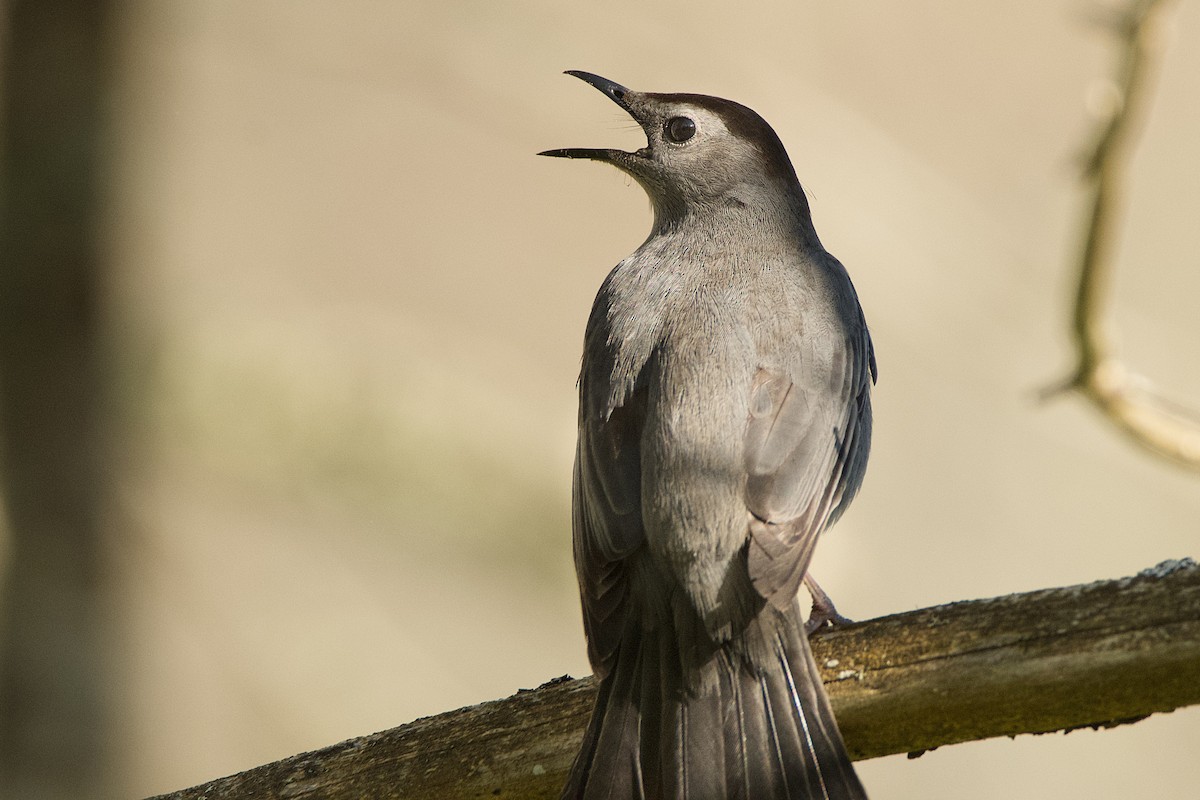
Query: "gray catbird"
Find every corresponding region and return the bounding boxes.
[542,71,875,800]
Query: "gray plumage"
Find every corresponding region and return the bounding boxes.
[543,71,875,800]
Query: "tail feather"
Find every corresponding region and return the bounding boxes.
[563,613,867,800]
[677,661,729,799]
[581,637,645,800]
[761,630,858,798]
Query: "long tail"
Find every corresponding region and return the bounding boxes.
[562,615,867,800]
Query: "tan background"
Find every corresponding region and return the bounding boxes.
[97,2,1199,797]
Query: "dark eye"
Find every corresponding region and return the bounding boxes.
[665,116,696,143]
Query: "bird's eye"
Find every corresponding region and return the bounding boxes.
[664,116,696,143]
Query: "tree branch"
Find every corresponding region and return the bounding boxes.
[1047,0,1200,469]
[147,558,1200,800]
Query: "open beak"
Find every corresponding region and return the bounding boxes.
[539,71,643,162]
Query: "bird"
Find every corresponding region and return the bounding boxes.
[541,71,875,800]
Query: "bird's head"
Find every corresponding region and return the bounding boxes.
[540,71,807,227]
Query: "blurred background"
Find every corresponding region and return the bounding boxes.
[1,1,1198,798]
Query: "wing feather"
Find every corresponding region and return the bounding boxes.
[574,381,648,677]
[744,319,873,610]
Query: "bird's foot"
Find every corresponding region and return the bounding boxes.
[803,573,855,636]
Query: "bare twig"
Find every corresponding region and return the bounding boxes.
[147,559,1200,800]
[0,1,117,795]
[1051,0,1200,468]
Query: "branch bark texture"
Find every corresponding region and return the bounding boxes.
[148,559,1200,800]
